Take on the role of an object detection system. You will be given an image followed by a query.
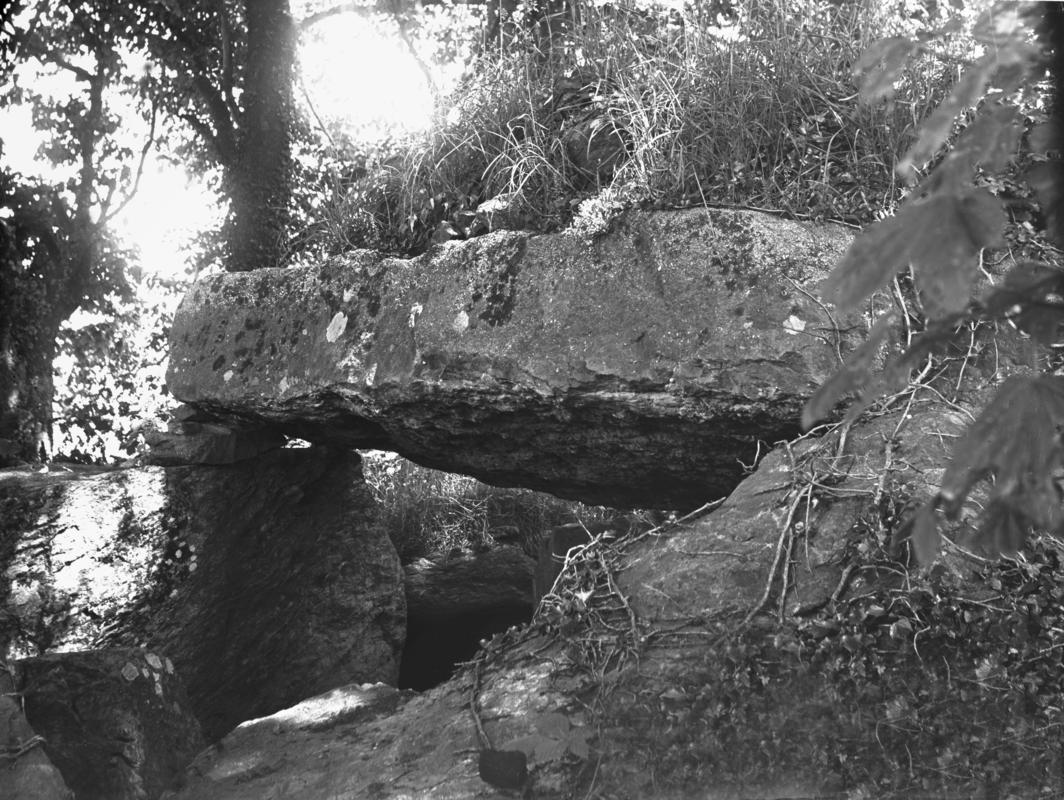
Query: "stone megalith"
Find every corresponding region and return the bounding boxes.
[167,209,856,509]
[0,447,405,742]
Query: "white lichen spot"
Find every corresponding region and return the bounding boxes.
[121,662,139,682]
[223,369,234,382]
[145,652,162,670]
[453,309,469,333]
[342,288,356,303]
[326,311,348,343]
[279,376,290,394]
[408,302,424,328]
[783,315,806,335]
[365,363,378,387]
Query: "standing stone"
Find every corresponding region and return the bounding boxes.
[0,447,405,742]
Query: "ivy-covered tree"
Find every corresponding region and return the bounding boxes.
[108,0,297,272]
[0,2,137,463]
[0,0,302,462]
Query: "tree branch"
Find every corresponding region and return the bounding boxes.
[19,33,93,82]
[297,0,482,32]
[102,94,159,225]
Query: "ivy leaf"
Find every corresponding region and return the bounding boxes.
[825,190,1004,314]
[535,712,571,739]
[801,314,895,429]
[941,376,1064,529]
[854,38,917,103]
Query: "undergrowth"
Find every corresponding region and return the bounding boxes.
[315,0,968,257]
[361,451,624,561]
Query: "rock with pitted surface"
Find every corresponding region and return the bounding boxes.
[14,648,204,800]
[166,208,857,509]
[0,447,405,742]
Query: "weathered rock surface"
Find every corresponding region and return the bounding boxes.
[0,447,405,741]
[167,208,857,508]
[167,398,1059,799]
[0,670,73,800]
[15,648,204,800]
[143,404,285,466]
[401,546,535,690]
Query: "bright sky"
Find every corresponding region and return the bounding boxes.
[0,10,438,279]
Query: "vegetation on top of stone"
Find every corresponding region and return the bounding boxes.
[312,0,966,257]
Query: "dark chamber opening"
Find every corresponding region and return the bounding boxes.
[398,603,533,691]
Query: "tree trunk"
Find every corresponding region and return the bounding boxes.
[225,0,296,272]
[0,184,77,466]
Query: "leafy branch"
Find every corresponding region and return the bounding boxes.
[805,3,1064,561]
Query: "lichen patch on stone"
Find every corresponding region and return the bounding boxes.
[326,312,348,343]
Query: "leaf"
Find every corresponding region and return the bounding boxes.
[981,261,1064,345]
[941,376,1064,527]
[951,103,1022,173]
[974,499,1031,557]
[802,313,895,429]
[897,54,999,182]
[825,190,1004,314]
[896,37,1037,183]
[895,311,972,369]
[535,712,571,739]
[854,38,917,103]
[908,500,941,566]
[534,737,568,762]
[568,731,590,760]
[505,734,551,759]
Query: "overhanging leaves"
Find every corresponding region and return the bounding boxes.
[976,499,1032,557]
[854,38,917,104]
[801,314,895,429]
[941,376,1064,531]
[897,40,1039,182]
[981,261,1064,345]
[824,189,1004,315]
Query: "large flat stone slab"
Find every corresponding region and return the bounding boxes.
[167,209,856,508]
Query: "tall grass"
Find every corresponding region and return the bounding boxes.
[316,0,964,256]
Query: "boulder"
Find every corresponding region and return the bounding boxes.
[164,399,1064,799]
[14,648,204,800]
[167,208,857,508]
[0,447,405,741]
